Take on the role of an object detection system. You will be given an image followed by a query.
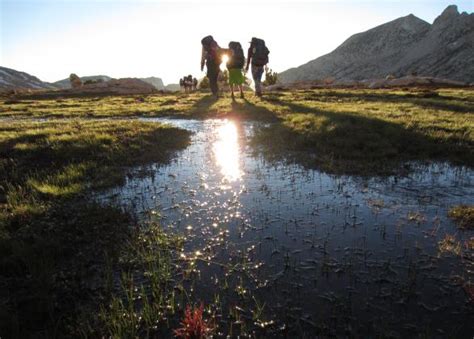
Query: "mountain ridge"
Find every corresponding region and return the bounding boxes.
[279,5,474,84]
[0,66,56,90]
[0,69,169,92]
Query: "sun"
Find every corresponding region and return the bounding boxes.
[220,54,229,71]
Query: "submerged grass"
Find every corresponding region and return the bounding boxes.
[448,205,474,229]
[95,224,184,338]
[0,119,191,337]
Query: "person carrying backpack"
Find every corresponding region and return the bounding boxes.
[185,75,193,93]
[201,35,223,98]
[245,37,269,97]
[227,41,246,100]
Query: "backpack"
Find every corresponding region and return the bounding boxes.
[201,35,219,61]
[251,38,270,66]
[228,41,245,69]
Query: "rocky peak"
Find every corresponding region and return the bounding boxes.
[278,4,473,84]
[433,5,460,27]
[397,14,429,31]
[431,4,473,41]
[336,13,429,57]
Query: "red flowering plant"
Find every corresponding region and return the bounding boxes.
[174,303,214,339]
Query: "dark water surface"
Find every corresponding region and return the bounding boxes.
[99,118,474,337]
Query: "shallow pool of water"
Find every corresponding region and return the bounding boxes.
[98,118,474,337]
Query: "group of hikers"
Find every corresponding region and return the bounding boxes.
[200,35,270,99]
[179,75,198,93]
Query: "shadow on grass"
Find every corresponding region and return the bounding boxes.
[229,99,280,121]
[252,96,474,176]
[189,94,219,118]
[188,94,280,121]
[299,90,474,114]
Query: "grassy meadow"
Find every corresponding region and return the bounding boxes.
[2,88,473,175]
[0,87,473,336]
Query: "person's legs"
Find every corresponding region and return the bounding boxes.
[207,66,220,98]
[210,77,218,97]
[251,65,264,97]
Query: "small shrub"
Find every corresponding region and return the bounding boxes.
[199,77,210,90]
[263,67,278,86]
[174,304,213,339]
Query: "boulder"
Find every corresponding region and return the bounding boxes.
[69,73,83,89]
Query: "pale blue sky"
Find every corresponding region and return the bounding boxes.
[1,0,472,84]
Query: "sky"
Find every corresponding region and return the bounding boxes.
[1,0,472,85]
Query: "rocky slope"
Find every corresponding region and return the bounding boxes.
[0,66,54,91]
[279,5,474,83]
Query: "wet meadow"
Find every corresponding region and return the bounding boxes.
[0,88,473,337]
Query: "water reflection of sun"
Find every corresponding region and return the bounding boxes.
[213,120,242,182]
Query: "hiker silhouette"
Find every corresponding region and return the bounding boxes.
[246,37,270,97]
[201,35,225,98]
[226,41,246,100]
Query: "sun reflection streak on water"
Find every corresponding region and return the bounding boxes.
[213,120,242,182]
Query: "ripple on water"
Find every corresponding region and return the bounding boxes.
[97,118,474,336]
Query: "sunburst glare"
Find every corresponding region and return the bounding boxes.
[220,54,229,71]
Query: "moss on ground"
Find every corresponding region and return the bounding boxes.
[0,119,191,337]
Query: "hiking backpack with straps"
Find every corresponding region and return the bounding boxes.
[251,38,270,66]
[201,35,219,62]
[228,41,245,69]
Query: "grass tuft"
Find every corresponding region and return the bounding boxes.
[448,205,474,229]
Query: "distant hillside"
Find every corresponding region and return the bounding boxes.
[53,75,112,89]
[0,66,54,90]
[279,5,474,83]
[165,83,181,92]
[3,67,179,93]
[140,77,165,90]
[53,75,165,90]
